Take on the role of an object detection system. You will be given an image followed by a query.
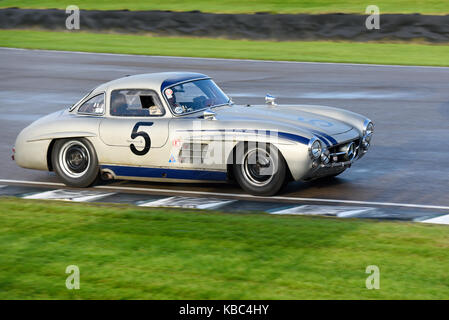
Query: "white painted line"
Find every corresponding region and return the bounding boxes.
[337,208,376,218]
[1,179,449,211]
[1,47,448,69]
[94,186,449,211]
[139,196,235,210]
[270,205,375,217]
[23,189,115,202]
[0,179,66,187]
[420,214,449,225]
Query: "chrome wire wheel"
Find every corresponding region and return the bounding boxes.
[241,148,276,187]
[58,140,90,179]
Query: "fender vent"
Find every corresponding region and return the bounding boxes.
[179,143,209,164]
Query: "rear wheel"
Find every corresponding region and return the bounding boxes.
[233,143,286,196]
[52,138,99,187]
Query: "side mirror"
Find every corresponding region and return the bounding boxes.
[265,94,276,106]
[202,109,216,120]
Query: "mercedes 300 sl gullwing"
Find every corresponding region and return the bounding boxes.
[14,72,374,195]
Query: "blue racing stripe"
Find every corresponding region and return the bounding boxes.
[310,130,338,146]
[309,132,330,147]
[277,132,310,145]
[102,165,227,181]
[178,129,310,145]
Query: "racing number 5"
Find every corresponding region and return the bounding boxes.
[130,122,154,156]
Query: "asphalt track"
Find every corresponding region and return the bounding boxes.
[1,47,449,213]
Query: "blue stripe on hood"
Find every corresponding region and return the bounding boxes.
[310,130,338,146]
[178,129,310,145]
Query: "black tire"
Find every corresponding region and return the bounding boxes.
[51,138,99,188]
[233,143,286,196]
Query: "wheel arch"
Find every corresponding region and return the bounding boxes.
[46,134,97,172]
[225,140,293,182]
[46,139,56,171]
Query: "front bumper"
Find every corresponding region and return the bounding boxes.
[300,136,370,180]
[301,162,350,181]
[319,159,353,169]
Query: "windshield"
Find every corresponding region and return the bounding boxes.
[163,79,229,115]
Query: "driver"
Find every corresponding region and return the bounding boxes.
[111,92,128,116]
[193,96,213,109]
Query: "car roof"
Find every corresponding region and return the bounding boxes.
[93,72,209,94]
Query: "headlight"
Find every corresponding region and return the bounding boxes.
[362,120,374,149]
[321,148,330,164]
[309,137,323,159]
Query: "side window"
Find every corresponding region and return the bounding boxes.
[110,89,165,117]
[78,94,104,115]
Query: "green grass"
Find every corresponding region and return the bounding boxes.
[1,30,449,67]
[1,0,448,15]
[0,198,448,299]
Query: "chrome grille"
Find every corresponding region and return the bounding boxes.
[328,138,360,163]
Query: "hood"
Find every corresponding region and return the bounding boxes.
[213,105,353,136]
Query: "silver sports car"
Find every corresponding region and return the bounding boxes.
[14,72,374,195]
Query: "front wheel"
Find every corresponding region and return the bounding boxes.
[233,143,286,196]
[52,138,99,188]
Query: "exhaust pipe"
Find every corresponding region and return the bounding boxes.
[101,171,114,181]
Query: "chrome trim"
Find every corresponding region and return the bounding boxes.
[362,119,373,134]
[361,119,374,154]
[69,89,95,112]
[308,137,322,160]
[76,92,106,117]
[320,160,354,168]
[58,140,90,179]
[344,141,356,161]
[329,151,346,156]
[241,148,275,187]
[109,88,167,117]
[265,94,276,106]
[321,148,330,164]
[162,77,231,117]
[362,119,374,141]
[329,144,359,157]
[202,109,216,120]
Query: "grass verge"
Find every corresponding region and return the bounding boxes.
[0,0,448,15]
[1,30,449,66]
[0,197,448,299]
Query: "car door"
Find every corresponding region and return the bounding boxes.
[99,89,170,166]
